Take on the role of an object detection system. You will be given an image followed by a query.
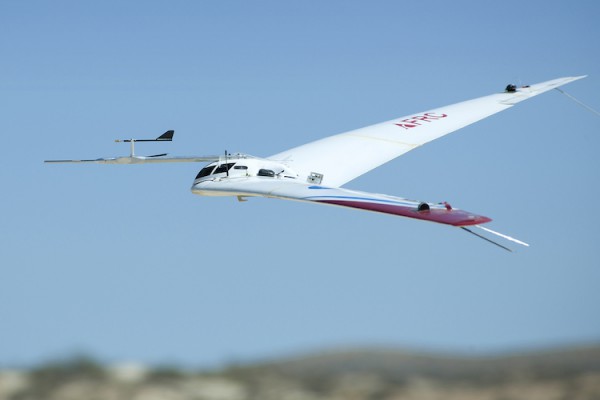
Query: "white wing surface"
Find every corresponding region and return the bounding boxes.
[269,76,586,187]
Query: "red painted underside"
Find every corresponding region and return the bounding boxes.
[317,200,492,226]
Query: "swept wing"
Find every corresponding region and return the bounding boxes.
[270,76,586,187]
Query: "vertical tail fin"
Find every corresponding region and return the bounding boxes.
[156,130,174,141]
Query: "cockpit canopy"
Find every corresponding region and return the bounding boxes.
[194,159,298,182]
[195,163,236,179]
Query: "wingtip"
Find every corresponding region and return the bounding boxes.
[570,75,587,82]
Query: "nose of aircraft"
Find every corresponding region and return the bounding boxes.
[190,179,223,196]
[190,179,206,194]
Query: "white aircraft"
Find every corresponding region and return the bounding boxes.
[46,76,586,251]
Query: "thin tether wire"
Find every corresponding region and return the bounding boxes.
[555,88,600,117]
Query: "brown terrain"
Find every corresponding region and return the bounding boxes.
[1,345,599,400]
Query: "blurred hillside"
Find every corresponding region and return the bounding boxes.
[1,344,599,400]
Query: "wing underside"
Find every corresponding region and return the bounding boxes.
[193,178,490,226]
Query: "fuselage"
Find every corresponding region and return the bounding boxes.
[190,157,491,227]
[191,156,302,197]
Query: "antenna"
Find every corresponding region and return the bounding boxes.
[460,225,530,252]
[460,227,512,252]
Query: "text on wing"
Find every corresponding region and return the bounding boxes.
[394,112,448,130]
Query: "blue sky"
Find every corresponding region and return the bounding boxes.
[1,0,599,367]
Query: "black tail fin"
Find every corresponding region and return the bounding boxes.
[116,130,174,143]
[156,130,174,141]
